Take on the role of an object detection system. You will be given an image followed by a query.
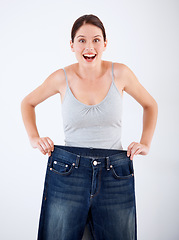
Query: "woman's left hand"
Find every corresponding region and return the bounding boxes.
[127,142,150,160]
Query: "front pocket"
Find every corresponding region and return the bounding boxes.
[110,160,134,179]
[50,157,75,176]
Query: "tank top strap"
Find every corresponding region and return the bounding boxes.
[112,62,114,82]
[62,68,69,88]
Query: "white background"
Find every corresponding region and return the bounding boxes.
[1,0,179,239]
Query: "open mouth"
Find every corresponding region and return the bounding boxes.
[83,54,97,60]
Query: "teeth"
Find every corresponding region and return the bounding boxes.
[83,54,96,57]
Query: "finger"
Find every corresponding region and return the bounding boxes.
[46,137,54,152]
[37,143,46,155]
[42,138,53,154]
[130,145,141,160]
[39,139,49,154]
[127,142,136,157]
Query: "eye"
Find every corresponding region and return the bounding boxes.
[79,39,85,43]
[94,38,100,42]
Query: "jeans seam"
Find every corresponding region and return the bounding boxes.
[91,167,102,198]
[44,167,50,201]
[88,217,98,240]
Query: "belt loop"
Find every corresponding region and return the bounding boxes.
[106,156,110,170]
[75,155,80,168]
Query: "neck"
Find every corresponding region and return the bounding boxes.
[76,61,105,81]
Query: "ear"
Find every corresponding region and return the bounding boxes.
[70,40,75,52]
[103,39,108,51]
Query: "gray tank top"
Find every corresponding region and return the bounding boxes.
[61,62,123,150]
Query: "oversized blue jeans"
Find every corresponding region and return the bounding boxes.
[37,145,137,240]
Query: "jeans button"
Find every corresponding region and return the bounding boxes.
[93,160,98,166]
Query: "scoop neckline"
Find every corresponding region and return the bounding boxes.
[67,80,114,108]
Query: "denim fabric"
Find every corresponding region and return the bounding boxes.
[37,145,137,240]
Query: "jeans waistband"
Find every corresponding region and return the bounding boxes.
[48,145,130,170]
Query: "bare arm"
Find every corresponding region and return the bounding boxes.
[118,63,158,160]
[21,68,65,156]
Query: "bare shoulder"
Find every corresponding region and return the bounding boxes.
[35,67,68,96]
[113,62,139,91]
[21,68,67,107]
[113,62,157,108]
[45,68,66,92]
[113,62,127,77]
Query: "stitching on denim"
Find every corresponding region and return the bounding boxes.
[50,164,75,176]
[106,156,110,170]
[51,156,73,166]
[75,155,80,168]
[111,165,134,179]
[91,167,102,198]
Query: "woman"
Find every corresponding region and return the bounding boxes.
[21,14,158,240]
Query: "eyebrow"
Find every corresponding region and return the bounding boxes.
[77,35,102,38]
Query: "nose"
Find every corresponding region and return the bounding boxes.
[85,47,94,51]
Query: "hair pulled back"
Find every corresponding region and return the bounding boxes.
[71,14,106,43]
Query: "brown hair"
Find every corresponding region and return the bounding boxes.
[71,14,106,43]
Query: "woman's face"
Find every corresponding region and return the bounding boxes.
[70,24,107,65]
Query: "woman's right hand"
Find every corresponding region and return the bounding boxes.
[30,136,54,156]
